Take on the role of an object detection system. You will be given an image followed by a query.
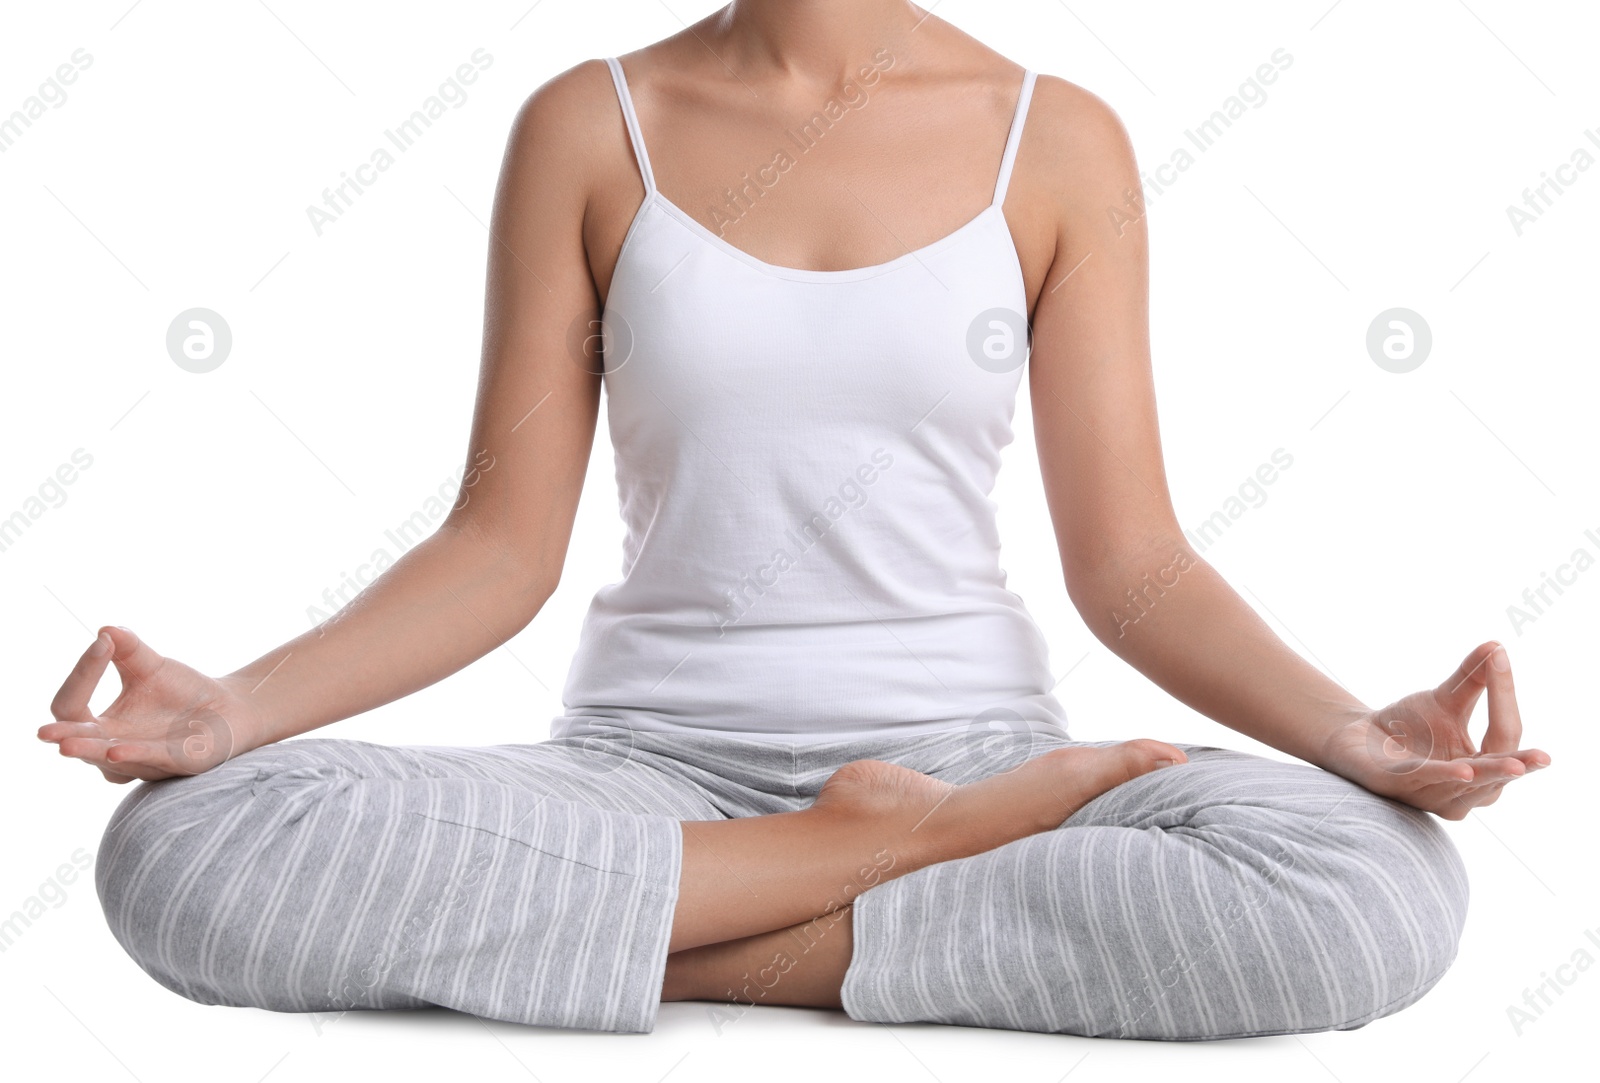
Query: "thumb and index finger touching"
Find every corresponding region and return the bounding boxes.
[1433,640,1548,766]
[41,625,165,737]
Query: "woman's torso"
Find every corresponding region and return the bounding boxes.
[553,52,1070,742]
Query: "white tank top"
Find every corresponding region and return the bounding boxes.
[552,57,1069,742]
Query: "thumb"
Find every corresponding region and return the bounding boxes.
[1433,641,1495,722]
[103,625,167,687]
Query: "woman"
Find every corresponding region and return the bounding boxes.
[41,0,1547,1040]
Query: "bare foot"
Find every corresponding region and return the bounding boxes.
[668,740,1187,952]
[811,739,1187,870]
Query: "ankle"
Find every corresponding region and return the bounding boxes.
[902,756,1081,860]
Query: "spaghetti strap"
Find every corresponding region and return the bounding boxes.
[604,56,656,196]
[991,69,1037,208]
[563,58,1059,745]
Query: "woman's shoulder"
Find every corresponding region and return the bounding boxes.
[506,57,630,140]
[1008,65,1140,215]
[495,57,642,196]
[1026,68,1135,156]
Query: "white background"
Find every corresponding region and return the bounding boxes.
[2,1,1596,1081]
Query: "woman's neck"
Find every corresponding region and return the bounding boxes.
[711,0,924,85]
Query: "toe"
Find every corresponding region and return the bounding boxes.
[1123,738,1188,773]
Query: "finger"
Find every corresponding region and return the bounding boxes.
[1392,757,1477,786]
[104,625,168,687]
[1445,778,1514,815]
[59,736,172,780]
[1419,752,1537,786]
[1409,775,1503,818]
[103,740,169,772]
[1481,643,1523,754]
[1434,642,1494,719]
[48,630,114,723]
[1453,755,1528,784]
[37,720,104,744]
[1428,755,1542,807]
[57,734,119,768]
[1483,748,1548,770]
[1444,748,1549,771]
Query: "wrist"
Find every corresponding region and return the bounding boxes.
[1306,700,1378,778]
[213,673,281,751]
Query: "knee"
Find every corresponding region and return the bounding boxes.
[1284,783,1470,1027]
[1183,749,1470,949]
[95,743,348,1001]
[1164,751,1470,1029]
[95,770,239,1000]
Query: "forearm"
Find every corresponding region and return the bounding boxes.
[223,518,553,744]
[1070,537,1368,768]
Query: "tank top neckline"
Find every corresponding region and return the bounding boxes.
[604,56,1038,285]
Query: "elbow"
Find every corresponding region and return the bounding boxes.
[1063,528,1200,639]
[444,515,562,614]
[504,551,563,614]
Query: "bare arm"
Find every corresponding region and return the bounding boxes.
[42,61,615,779]
[226,65,609,743]
[1022,78,1547,816]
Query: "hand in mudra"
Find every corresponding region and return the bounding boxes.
[1321,641,1549,820]
[39,626,265,783]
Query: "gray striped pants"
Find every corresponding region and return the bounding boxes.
[95,724,1468,1038]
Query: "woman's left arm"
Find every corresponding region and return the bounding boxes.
[1018,77,1548,820]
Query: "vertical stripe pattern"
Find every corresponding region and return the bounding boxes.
[839,739,1470,1039]
[97,729,1467,1038]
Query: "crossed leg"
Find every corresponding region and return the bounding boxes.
[96,730,1465,1039]
[94,728,1178,1034]
[665,741,1470,1040]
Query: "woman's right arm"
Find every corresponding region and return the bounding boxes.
[40,62,616,782]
